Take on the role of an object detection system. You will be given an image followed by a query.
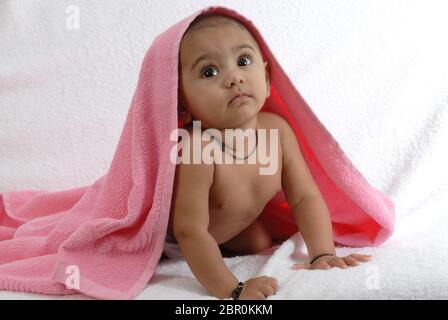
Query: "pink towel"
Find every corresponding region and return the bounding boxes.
[0,6,394,299]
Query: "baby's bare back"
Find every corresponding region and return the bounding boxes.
[169,112,283,245]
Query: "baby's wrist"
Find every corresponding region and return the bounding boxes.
[218,278,240,300]
[231,281,245,300]
[309,253,335,265]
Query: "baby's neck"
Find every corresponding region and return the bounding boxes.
[186,114,259,153]
[212,115,259,153]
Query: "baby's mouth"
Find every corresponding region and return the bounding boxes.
[229,93,251,106]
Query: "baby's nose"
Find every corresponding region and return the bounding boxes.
[226,70,245,87]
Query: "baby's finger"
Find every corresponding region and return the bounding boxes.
[266,277,279,292]
[328,258,348,269]
[349,253,372,262]
[261,284,276,297]
[291,263,310,270]
[310,261,332,270]
[343,256,360,267]
[254,292,266,300]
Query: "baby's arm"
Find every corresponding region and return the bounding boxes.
[171,152,239,299]
[273,114,371,269]
[274,114,335,259]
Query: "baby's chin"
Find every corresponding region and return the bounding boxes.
[190,103,263,129]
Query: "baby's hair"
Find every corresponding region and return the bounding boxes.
[186,13,248,34]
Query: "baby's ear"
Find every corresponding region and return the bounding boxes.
[178,107,193,125]
[264,61,271,98]
[177,84,193,125]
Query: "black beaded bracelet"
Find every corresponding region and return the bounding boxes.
[310,253,335,265]
[231,281,244,300]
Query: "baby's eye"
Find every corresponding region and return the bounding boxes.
[201,66,218,78]
[200,54,254,79]
[238,54,253,67]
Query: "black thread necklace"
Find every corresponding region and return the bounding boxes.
[214,129,258,160]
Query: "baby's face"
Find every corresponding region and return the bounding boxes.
[179,21,270,129]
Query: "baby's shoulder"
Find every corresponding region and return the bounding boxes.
[258,111,293,139]
[258,111,289,129]
[176,125,215,169]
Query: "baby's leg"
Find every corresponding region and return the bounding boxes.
[220,218,272,256]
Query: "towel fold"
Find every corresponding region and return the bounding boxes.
[0,5,394,299]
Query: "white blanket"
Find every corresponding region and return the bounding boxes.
[1,0,448,299]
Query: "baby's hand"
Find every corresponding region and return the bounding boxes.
[238,276,278,300]
[291,253,372,270]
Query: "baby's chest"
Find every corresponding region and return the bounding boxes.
[209,160,282,214]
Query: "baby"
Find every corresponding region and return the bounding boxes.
[165,14,371,300]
